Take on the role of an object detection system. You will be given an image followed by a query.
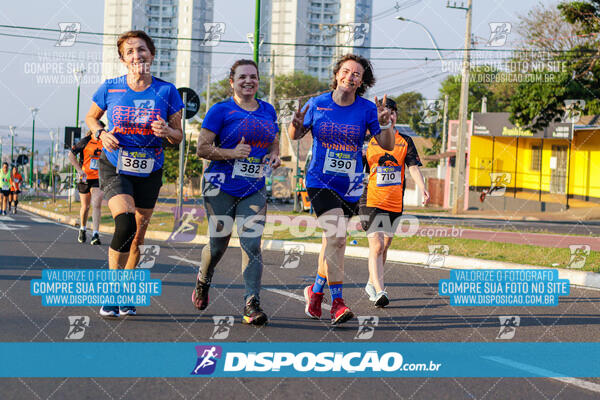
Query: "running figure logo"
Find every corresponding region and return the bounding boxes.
[355,316,379,340]
[480,173,511,202]
[345,173,364,197]
[137,245,160,269]
[203,173,225,197]
[210,316,234,340]
[497,316,520,340]
[56,22,80,47]
[202,23,226,46]
[281,243,305,269]
[342,23,370,46]
[168,207,205,242]
[427,244,449,268]
[487,22,512,47]
[419,100,443,125]
[278,99,299,124]
[191,345,222,375]
[567,244,590,269]
[65,316,90,340]
[562,100,586,124]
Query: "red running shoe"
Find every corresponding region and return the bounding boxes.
[330,298,354,325]
[304,284,324,319]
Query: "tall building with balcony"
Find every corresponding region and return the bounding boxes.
[260,0,372,82]
[102,0,213,94]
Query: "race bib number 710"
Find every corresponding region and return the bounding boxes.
[376,165,402,187]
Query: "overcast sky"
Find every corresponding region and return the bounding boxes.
[0,0,542,154]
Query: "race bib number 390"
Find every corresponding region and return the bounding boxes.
[323,149,356,176]
[118,150,154,176]
[376,166,402,187]
[232,158,263,179]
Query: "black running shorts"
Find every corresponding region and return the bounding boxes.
[77,179,100,194]
[98,152,162,209]
[306,187,358,218]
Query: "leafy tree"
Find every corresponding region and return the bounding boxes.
[392,91,423,124]
[509,1,600,128]
[163,140,203,183]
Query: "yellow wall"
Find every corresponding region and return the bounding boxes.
[469,131,600,198]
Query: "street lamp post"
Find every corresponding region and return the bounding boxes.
[29,107,39,187]
[71,69,85,211]
[396,17,444,61]
[8,126,16,167]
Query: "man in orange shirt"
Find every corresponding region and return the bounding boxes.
[359,98,429,307]
[68,126,104,245]
[9,166,23,214]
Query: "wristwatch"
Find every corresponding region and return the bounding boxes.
[94,128,106,140]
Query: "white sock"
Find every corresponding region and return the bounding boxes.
[93,230,99,236]
[80,227,86,231]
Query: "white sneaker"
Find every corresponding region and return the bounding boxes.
[365,282,377,301]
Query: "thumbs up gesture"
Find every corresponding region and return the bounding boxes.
[151,115,170,138]
[232,136,251,159]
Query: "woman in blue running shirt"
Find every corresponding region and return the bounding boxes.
[288,54,394,325]
[85,31,183,318]
[192,59,280,326]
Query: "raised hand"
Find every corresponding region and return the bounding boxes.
[291,101,308,131]
[374,94,391,125]
[151,115,170,138]
[231,136,251,159]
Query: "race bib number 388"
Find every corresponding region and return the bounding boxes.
[376,165,402,187]
[232,158,263,179]
[118,149,154,176]
[323,149,356,176]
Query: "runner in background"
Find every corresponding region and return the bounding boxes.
[193,59,280,326]
[0,163,10,215]
[68,122,105,245]
[359,97,429,307]
[8,166,22,214]
[288,54,394,325]
[85,30,183,317]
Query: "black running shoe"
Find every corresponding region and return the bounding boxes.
[374,292,390,308]
[242,296,268,326]
[78,229,86,243]
[90,233,101,245]
[192,280,210,310]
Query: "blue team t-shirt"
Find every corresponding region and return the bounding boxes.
[92,75,184,176]
[303,92,381,202]
[202,97,279,197]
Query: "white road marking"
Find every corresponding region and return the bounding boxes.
[0,221,28,230]
[29,216,52,223]
[168,255,331,310]
[483,356,600,394]
[0,215,15,221]
[169,255,201,267]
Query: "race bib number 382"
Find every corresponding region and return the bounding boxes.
[232,158,263,179]
[323,149,356,176]
[118,150,154,176]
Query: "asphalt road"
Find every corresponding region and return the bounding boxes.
[2,211,600,399]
